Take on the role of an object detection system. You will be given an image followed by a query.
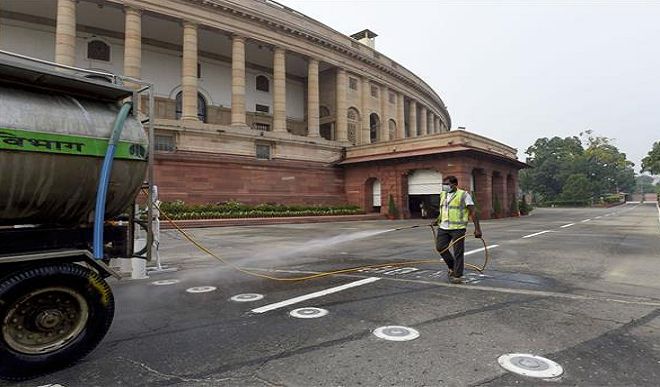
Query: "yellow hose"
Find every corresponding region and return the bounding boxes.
[155,202,490,281]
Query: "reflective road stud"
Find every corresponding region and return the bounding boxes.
[289,307,329,319]
[186,286,217,293]
[498,354,564,378]
[373,326,419,341]
[230,293,264,302]
[151,279,180,286]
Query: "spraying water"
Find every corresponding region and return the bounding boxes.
[217,228,397,267]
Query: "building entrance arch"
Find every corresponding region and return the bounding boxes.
[407,169,442,218]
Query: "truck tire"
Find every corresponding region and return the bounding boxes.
[0,263,115,381]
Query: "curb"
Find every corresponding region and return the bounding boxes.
[160,214,386,229]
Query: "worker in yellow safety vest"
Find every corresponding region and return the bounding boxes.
[433,175,482,283]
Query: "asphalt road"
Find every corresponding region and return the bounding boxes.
[6,203,660,386]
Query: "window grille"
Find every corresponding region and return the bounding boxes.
[256,144,271,159]
[87,40,110,62]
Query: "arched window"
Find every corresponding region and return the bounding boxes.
[175,91,207,123]
[319,106,330,118]
[87,39,110,62]
[369,113,380,143]
[347,107,360,145]
[256,75,269,92]
[388,119,396,140]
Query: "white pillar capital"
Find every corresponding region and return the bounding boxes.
[124,6,142,16]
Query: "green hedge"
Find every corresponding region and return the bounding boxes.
[159,200,364,220]
[601,194,621,204]
[540,199,591,207]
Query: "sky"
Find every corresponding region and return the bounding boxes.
[280,0,660,173]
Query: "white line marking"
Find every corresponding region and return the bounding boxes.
[259,269,660,307]
[560,223,575,228]
[521,230,552,239]
[581,219,591,223]
[465,244,499,255]
[595,216,602,219]
[250,277,380,314]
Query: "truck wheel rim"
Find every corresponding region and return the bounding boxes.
[2,287,89,354]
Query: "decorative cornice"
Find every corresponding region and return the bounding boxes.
[184,0,451,127]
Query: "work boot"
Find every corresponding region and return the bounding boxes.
[450,276,464,284]
[447,269,454,277]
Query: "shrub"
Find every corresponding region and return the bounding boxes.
[492,194,502,217]
[387,194,399,219]
[158,200,363,220]
[519,196,533,215]
[510,195,519,215]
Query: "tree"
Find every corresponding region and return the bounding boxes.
[560,174,592,201]
[641,141,660,175]
[635,175,657,194]
[521,131,636,203]
[520,136,584,202]
[581,132,635,195]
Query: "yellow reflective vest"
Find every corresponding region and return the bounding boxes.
[437,189,469,230]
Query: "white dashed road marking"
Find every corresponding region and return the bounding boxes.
[251,277,380,314]
[521,230,552,239]
[465,244,499,255]
[581,219,591,223]
[560,223,575,228]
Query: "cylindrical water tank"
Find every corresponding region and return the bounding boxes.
[0,85,148,226]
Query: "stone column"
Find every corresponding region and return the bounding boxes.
[361,77,371,144]
[434,115,439,133]
[492,171,505,217]
[55,0,76,66]
[396,93,405,139]
[380,85,388,142]
[307,58,320,137]
[474,169,492,220]
[123,7,141,79]
[123,7,141,95]
[427,111,433,135]
[409,99,417,137]
[335,68,348,141]
[181,22,198,121]
[272,47,287,133]
[419,105,427,135]
[231,35,246,126]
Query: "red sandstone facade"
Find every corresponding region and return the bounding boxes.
[155,135,526,220]
[342,151,522,220]
[155,151,347,205]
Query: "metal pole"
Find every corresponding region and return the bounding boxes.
[146,86,155,262]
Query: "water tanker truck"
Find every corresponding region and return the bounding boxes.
[0,51,155,380]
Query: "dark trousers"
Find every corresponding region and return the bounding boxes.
[435,228,467,277]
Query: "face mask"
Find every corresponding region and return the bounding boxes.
[442,184,451,192]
